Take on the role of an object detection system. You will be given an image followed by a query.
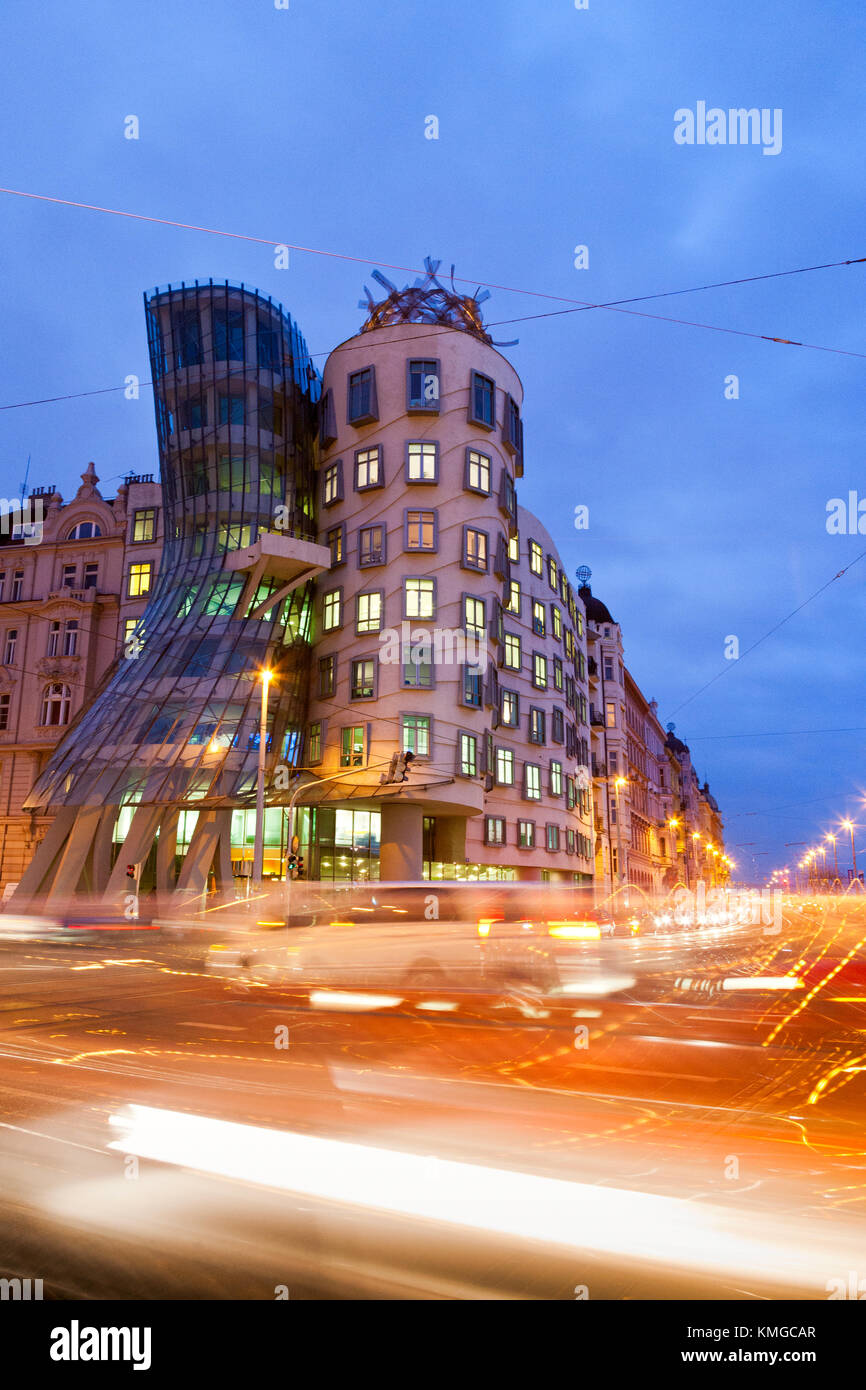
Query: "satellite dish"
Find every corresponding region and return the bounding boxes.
[575,565,591,587]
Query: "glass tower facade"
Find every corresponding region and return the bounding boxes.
[19,282,322,898]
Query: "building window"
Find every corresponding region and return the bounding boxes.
[524,764,541,800]
[406,441,438,483]
[566,829,576,855]
[518,819,535,849]
[546,824,560,852]
[63,620,78,657]
[470,371,495,428]
[533,653,548,689]
[356,591,383,634]
[257,314,281,370]
[402,713,431,757]
[47,620,61,657]
[529,540,543,575]
[503,633,521,670]
[529,707,546,745]
[350,658,376,700]
[548,556,558,591]
[404,576,435,620]
[340,725,365,767]
[550,760,563,797]
[3,629,18,665]
[403,649,433,688]
[508,534,519,563]
[407,359,440,411]
[179,397,207,431]
[464,595,486,642]
[553,657,564,692]
[354,445,383,490]
[506,580,520,617]
[132,509,156,543]
[347,367,377,424]
[322,460,343,507]
[258,394,283,435]
[532,600,545,637]
[552,707,565,743]
[604,656,614,681]
[61,565,76,589]
[83,562,99,590]
[318,654,336,698]
[551,606,562,640]
[327,524,345,567]
[0,693,9,730]
[462,666,483,708]
[496,747,515,786]
[127,562,151,598]
[501,688,519,727]
[322,589,342,632]
[459,732,478,777]
[213,307,243,362]
[218,394,245,427]
[123,617,143,653]
[66,520,101,540]
[606,700,617,728]
[485,816,506,847]
[463,527,488,572]
[172,310,202,368]
[308,721,323,764]
[465,448,491,495]
[359,524,386,567]
[503,394,521,453]
[405,509,437,552]
[41,682,71,727]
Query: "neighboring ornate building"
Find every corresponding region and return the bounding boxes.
[0,465,161,889]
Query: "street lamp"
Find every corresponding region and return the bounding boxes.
[668,817,686,886]
[252,668,272,890]
[614,776,627,898]
[841,820,858,885]
[826,833,839,885]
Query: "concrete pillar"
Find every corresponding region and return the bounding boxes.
[10,806,77,906]
[433,815,466,865]
[380,801,424,881]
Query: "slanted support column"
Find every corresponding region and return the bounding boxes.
[380,801,424,882]
[105,805,163,899]
[9,807,77,907]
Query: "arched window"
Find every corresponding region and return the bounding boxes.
[66,521,101,540]
[41,682,71,726]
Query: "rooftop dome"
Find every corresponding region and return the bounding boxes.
[578,583,616,626]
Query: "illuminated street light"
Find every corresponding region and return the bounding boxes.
[252,668,273,890]
[841,820,858,884]
[826,833,839,883]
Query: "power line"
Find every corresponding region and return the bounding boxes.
[686,725,866,741]
[670,550,866,716]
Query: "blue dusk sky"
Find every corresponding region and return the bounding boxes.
[1,0,864,882]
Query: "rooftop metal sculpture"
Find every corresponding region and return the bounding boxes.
[359,256,517,346]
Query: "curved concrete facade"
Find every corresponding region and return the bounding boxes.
[304,321,593,882]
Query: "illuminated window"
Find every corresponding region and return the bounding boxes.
[132,509,155,543]
[459,732,478,777]
[496,748,515,786]
[529,540,543,575]
[500,689,519,727]
[404,577,435,620]
[350,658,376,699]
[406,441,438,483]
[529,707,546,744]
[327,524,344,567]
[463,527,488,572]
[322,589,342,632]
[551,606,562,640]
[322,460,343,507]
[546,824,560,852]
[518,819,535,849]
[359,525,385,567]
[533,653,548,689]
[402,714,431,757]
[405,509,436,551]
[524,764,541,800]
[464,595,486,642]
[550,760,563,796]
[356,591,383,635]
[532,601,545,637]
[340,726,365,767]
[508,534,519,563]
[127,562,152,598]
[503,633,521,670]
[485,816,506,847]
[548,556,558,591]
[605,700,617,728]
[355,446,382,490]
[465,448,491,494]
[308,722,323,764]
[506,580,520,616]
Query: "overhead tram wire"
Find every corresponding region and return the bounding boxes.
[670,547,866,717]
[0,185,864,415]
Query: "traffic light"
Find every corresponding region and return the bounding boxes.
[295,855,305,880]
[379,750,415,784]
